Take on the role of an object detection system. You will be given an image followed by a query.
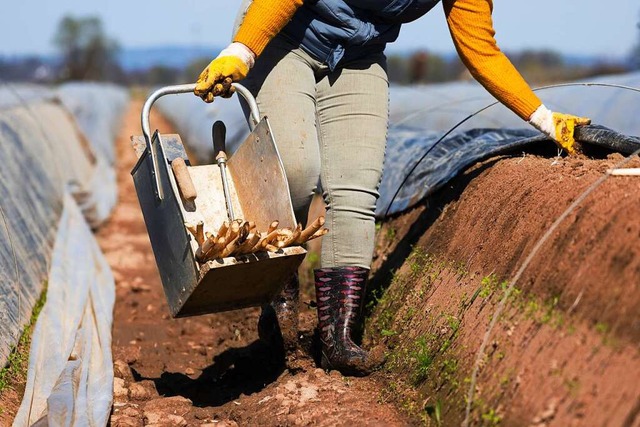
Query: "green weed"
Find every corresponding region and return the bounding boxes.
[595,322,608,334]
[386,226,397,241]
[499,372,510,387]
[0,286,47,393]
[478,274,499,298]
[306,251,320,267]
[408,246,430,277]
[446,315,460,334]
[411,337,434,385]
[425,400,443,426]
[481,408,502,426]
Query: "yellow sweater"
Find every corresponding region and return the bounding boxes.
[234,0,304,56]
[234,0,542,120]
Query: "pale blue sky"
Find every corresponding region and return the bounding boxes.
[1,0,638,58]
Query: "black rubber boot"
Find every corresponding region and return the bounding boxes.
[314,266,384,376]
[258,273,300,365]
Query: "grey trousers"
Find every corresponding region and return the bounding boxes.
[240,36,389,269]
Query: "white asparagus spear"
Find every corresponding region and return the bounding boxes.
[274,228,294,248]
[185,222,205,246]
[196,222,205,245]
[267,220,279,234]
[216,221,229,240]
[279,223,302,248]
[196,234,218,261]
[256,229,280,251]
[239,221,251,243]
[205,236,227,260]
[219,232,243,258]
[306,227,328,241]
[294,216,325,244]
[245,232,262,253]
[225,221,240,242]
[237,232,261,255]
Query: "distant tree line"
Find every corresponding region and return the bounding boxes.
[53,16,123,81]
[0,57,50,82]
[1,14,638,85]
[0,16,125,83]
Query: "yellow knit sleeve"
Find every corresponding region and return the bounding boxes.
[234,0,304,57]
[443,0,542,120]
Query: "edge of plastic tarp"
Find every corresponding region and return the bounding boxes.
[13,192,115,427]
[377,125,640,217]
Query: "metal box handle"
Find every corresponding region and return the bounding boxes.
[140,83,261,201]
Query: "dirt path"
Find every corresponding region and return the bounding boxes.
[98,99,409,426]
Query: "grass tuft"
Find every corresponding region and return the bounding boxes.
[0,286,47,393]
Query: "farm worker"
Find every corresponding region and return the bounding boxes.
[194,0,590,376]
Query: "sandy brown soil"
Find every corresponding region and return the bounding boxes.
[0,379,22,425]
[99,99,408,426]
[367,153,640,425]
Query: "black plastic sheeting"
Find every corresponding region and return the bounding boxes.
[377,125,640,217]
[574,126,640,155]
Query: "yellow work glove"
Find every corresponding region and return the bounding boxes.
[528,104,591,155]
[194,42,255,103]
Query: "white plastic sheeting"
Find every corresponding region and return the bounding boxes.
[0,82,126,426]
[57,83,129,166]
[0,85,57,110]
[57,83,128,226]
[1,97,66,368]
[390,71,640,137]
[13,193,115,427]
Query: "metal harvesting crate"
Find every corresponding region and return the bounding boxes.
[131,83,306,317]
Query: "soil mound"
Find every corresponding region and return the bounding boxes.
[366,153,640,425]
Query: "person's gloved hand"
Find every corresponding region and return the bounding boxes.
[194,42,256,103]
[529,104,591,155]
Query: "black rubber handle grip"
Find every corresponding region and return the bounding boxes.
[213,121,227,160]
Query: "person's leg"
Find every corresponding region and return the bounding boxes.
[313,54,389,375]
[316,54,389,268]
[241,36,321,225]
[239,36,322,366]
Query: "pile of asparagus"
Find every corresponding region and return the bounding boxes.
[186,216,327,262]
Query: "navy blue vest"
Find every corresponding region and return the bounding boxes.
[283,0,442,70]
